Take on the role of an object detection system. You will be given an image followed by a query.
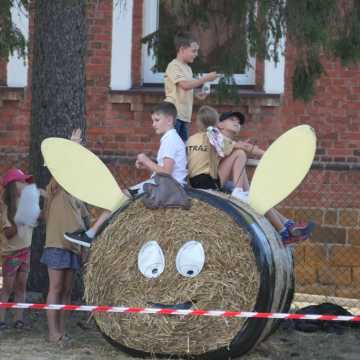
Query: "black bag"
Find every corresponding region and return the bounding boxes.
[281,303,360,333]
[142,173,191,210]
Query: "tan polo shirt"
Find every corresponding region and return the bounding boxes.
[164,59,194,123]
[187,132,235,179]
[1,202,34,256]
[45,179,89,255]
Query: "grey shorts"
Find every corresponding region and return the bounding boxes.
[40,247,81,270]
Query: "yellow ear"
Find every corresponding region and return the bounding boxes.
[248,125,316,215]
[41,138,129,212]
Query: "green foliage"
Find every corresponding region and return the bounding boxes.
[0,0,29,60]
[332,2,360,65]
[142,0,360,101]
[292,54,325,102]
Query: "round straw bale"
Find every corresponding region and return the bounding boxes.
[84,189,294,359]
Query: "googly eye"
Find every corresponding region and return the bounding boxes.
[176,241,205,278]
[138,241,165,279]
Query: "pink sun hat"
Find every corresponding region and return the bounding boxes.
[2,168,33,187]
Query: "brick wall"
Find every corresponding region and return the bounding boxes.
[0,0,359,299]
[282,46,360,164]
[278,167,360,299]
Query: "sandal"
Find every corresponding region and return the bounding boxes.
[62,334,71,342]
[0,321,7,330]
[14,320,25,329]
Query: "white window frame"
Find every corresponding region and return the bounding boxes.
[142,0,256,86]
[263,33,286,94]
[110,0,134,90]
[6,2,28,87]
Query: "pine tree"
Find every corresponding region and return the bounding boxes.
[0,0,29,59]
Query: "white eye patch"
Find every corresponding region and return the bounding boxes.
[138,241,165,279]
[176,241,205,278]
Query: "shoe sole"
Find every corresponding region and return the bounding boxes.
[283,237,307,246]
[64,234,91,248]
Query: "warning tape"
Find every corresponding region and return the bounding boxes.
[1,302,360,322]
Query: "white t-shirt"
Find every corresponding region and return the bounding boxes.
[157,128,187,185]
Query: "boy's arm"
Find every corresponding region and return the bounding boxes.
[234,141,265,157]
[178,72,219,91]
[136,153,174,175]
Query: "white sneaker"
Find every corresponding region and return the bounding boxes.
[231,188,249,203]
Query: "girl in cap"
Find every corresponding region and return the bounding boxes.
[0,168,41,330]
[41,129,90,343]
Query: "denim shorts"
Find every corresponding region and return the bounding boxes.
[40,247,81,270]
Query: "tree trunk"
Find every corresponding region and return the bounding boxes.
[28,0,87,292]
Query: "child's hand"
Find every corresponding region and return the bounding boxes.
[196,92,208,101]
[70,129,82,144]
[203,72,220,82]
[135,160,145,169]
[4,225,17,239]
[136,153,149,169]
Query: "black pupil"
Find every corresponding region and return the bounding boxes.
[187,270,194,276]
[152,268,158,274]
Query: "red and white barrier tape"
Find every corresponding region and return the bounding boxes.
[1,302,360,322]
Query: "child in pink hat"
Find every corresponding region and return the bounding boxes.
[0,168,41,330]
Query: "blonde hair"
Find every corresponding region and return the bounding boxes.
[196,106,219,131]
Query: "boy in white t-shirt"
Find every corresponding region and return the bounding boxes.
[135,102,187,185]
[64,102,187,248]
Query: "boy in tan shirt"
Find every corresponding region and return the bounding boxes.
[164,32,219,142]
[188,107,315,245]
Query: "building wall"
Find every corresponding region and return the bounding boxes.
[0,0,359,297]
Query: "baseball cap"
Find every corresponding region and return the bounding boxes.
[219,111,245,125]
[2,168,33,187]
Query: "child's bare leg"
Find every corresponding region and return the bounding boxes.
[47,269,64,342]
[65,210,113,246]
[265,209,285,232]
[266,207,315,245]
[59,269,75,337]
[241,170,250,191]
[13,270,28,322]
[89,211,111,235]
[0,273,16,322]
[219,149,247,188]
[270,208,289,223]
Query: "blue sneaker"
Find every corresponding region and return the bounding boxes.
[283,221,316,245]
[284,219,295,231]
[279,227,290,242]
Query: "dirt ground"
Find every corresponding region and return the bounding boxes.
[1,302,360,360]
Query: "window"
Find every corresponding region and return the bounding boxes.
[6,3,28,87]
[110,0,285,94]
[142,0,256,86]
[111,0,133,90]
